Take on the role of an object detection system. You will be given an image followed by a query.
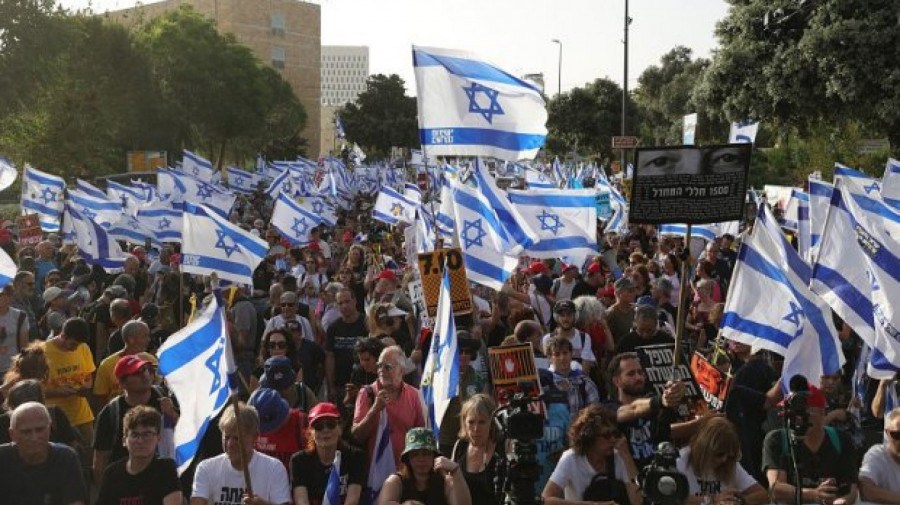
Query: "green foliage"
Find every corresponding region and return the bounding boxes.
[545,78,641,160]
[695,0,900,150]
[339,74,418,159]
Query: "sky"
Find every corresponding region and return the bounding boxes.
[59,0,730,96]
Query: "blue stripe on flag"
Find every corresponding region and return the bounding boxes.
[413,49,542,93]
[419,128,546,151]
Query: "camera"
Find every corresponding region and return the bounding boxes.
[639,442,689,505]
[493,391,545,505]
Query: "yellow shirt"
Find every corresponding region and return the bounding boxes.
[44,340,96,427]
[93,350,159,400]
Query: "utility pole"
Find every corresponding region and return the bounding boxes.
[621,0,631,176]
[551,39,562,96]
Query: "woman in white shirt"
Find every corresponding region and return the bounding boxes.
[675,416,768,505]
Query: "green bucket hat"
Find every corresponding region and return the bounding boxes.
[401,428,438,459]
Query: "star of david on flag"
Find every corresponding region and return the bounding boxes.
[271,192,320,246]
[507,187,598,266]
[181,203,268,285]
[22,165,65,232]
[413,46,547,161]
[373,186,416,226]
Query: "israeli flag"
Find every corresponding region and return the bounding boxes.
[783,189,811,261]
[420,268,459,441]
[0,156,17,192]
[136,202,182,243]
[882,158,900,211]
[365,409,396,505]
[295,196,337,228]
[226,166,262,194]
[64,205,128,272]
[721,204,843,389]
[182,149,218,183]
[451,180,519,290]
[834,164,900,238]
[158,295,236,474]
[105,212,159,247]
[181,203,268,285]
[75,178,107,200]
[159,171,236,218]
[335,115,346,140]
[107,180,151,215]
[0,247,18,288]
[808,178,833,251]
[271,192,319,246]
[658,224,719,242]
[67,189,123,227]
[323,451,342,505]
[373,186,416,226]
[22,165,65,232]
[525,168,555,189]
[552,157,565,187]
[471,159,537,254]
[811,178,900,369]
[508,188,598,264]
[412,46,547,161]
[728,120,759,144]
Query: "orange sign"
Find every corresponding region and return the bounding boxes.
[417,248,472,317]
[690,352,732,410]
[17,214,42,246]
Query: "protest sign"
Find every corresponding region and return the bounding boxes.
[630,144,751,224]
[417,247,472,318]
[488,343,543,409]
[689,352,732,411]
[17,214,42,247]
[636,343,706,419]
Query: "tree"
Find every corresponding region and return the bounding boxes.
[694,0,900,150]
[339,74,418,159]
[634,46,727,146]
[545,78,641,160]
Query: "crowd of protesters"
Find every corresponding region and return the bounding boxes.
[0,186,899,505]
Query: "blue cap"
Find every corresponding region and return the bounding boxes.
[249,387,290,433]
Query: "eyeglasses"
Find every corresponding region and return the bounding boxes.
[267,341,288,349]
[888,430,900,441]
[312,419,338,431]
[127,430,159,441]
[375,362,396,371]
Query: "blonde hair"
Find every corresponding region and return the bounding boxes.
[219,402,260,435]
[458,394,498,441]
[688,416,741,482]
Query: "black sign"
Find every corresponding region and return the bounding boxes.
[630,144,752,224]
[635,344,707,420]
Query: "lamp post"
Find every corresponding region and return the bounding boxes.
[621,0,632,175]
[551,39,562,96]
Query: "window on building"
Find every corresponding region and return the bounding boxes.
[271,47,286,69]
[271,13,285,36]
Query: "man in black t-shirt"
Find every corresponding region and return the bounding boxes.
[762,383,858,505]
[615,305,675,355]
[325,289,368,402]
[0,402,87,505]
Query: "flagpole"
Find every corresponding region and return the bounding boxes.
[673,223,692,367]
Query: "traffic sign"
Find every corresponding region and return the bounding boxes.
[612,136,640,149]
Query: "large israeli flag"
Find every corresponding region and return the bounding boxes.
[181,203,268,285]
[295,195,337,228]
[67,189,123,227]
[158,295,236,474]
[107,180,151,216]
[451,180,519,291]
[104,212,159,247]
[75,178,107,200]
[413,46,547,161]
[508,188,598,264]
[22,165,65,232]
[834,164,900,238]
[811,178,900,369]
[373,186,417,226]
[64,205,128,272]
[158,170,236,218]
[0,156,17,192]
[471,159,537,254]
[181,149,218,183]
[271,192,318,246]
[136,201,182,243]
[420,268,459,441]
[721,204,843,389]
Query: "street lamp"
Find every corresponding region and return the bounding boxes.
[551,39,562,96]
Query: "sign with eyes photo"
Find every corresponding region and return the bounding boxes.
[629,143,752,224]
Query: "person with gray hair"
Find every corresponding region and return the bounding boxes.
[319,281,345,332]
[573,295,616,358]
[614,304,675,355]
[93,319,156,405]
[859,407,900,502]
[650,277,677,328]
[0,401,88,504]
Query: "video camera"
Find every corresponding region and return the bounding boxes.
[639,442,689,505]
[493,391,545,505]
[782,375,812,437]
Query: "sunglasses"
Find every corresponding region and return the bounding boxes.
[312,419,338,431]
[267,341,288,349]
[888,430,900,441]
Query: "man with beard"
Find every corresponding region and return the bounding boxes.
[541,300,596,376]
[604,352,685,471]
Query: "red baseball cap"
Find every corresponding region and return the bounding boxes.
[598,285,616,298]
[778,384,827,409]
[528,261,548,275]
[562,263,578,272]
[587,262,603,275]
[114,355,151,381]
[375,269,398,282]
[308,402,341,424]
